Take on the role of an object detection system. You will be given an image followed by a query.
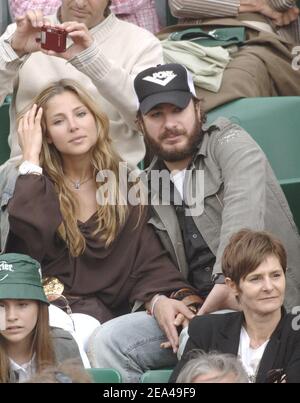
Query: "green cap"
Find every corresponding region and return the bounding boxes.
[0,253,49,305]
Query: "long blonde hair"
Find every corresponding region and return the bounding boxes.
[0,302,55,383]
[20,79,128,256]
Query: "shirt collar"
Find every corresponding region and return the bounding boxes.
[9,353,36,382]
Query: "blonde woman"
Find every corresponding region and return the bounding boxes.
[2,79,196,357]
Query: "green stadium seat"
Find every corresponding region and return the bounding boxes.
[207,97,300,231]
[0,100,10,165]
[86,368,122,383]
[166,5,178,26]
[140,369,173,383]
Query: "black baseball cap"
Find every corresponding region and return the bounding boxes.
[134,63,197,114]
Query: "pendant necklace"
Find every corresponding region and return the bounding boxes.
[66,176,93,190]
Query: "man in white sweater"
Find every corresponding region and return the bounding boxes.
[0,0,164,168]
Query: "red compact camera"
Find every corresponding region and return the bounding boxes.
[40,26,67,53]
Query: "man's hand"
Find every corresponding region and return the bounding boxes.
[11,10,50,57]
[152,296,195,353]
[160,312,190,350]
[239,0,299,26]
[272,7,299,26]
[41,22,93,60]
[197,284,240,316]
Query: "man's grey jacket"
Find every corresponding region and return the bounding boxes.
[146,117,300,312]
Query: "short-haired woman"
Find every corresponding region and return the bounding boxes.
[171,229,300,383]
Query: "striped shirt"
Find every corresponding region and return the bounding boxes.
[9,0,62,19]
[111,0,161,33]
[169,0,299,42]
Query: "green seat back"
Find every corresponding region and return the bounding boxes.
[140,369,173,383]
[0,101,10,165]
[86,368,122,383]
[207,97,300,231]
[280,179,300,233]
[166,9,178,26]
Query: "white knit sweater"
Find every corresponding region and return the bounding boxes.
[0,13,163,167]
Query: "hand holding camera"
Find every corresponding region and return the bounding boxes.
[40,26,67,53]
[11,10,47,57]
[38,21,93,60]
[10,10,93,60]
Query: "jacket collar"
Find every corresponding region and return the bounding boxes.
[218,312,244,355]
[215,308,287,367]
[255,308,287,383]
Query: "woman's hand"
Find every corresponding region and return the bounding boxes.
[152,296,195,353]
[18,104,43,165]
[41,21,94,60]
[11,10,50,57]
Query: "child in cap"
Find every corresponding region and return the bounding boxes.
[0,253,83,383]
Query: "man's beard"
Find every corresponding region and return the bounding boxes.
[145,116,203,163]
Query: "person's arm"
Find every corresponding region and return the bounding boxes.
[0,9,51,106]
[66,24,163,129]
[267,0,296,11]
[199,120,272,314]
[168,0,299,25]
[197,284,240,315]
[128,209,196,352]
[0,22,24,106]
[145,295,195,353]
[8,174,62,261]
[7,104,62,261]
[239,0,299,25]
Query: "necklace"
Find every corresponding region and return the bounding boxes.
[66,176,93,190]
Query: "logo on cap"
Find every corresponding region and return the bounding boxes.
[0,261,14,282]
[143,70,177,87]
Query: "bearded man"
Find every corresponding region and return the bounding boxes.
[88,63,300,382]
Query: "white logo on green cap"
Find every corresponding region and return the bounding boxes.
[0,261,14,281]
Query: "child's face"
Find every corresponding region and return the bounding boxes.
[0,300,39,345]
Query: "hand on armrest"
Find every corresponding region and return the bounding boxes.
[239,0,299,26]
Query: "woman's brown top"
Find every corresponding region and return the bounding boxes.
[6,175,189,322]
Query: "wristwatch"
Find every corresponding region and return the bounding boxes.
[19,160,43,176]
[212,273,226,284]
